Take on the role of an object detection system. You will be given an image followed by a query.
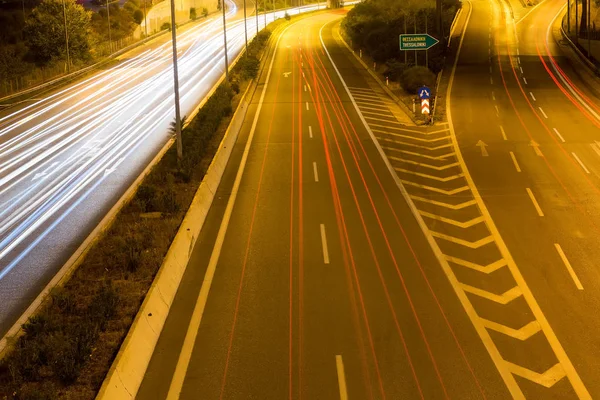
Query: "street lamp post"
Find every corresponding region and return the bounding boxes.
[255,0,258,34]
[106,0,112,53]
[62,0,70,73]
[243,0,248,52]
[222,0,229,81]
[143,0,148,36]
[169,0,183,162]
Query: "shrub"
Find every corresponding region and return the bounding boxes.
[161,186,180,214]
[236,55,260,80]
[133,9,144,24]
[87,283,119,326]
[136,183,159,212]
[400,66,436,94]
[161,22,171,31]
[189,7,197,20]
[385,59,408,82]
[202,7,208,17]
[284,11,290,20]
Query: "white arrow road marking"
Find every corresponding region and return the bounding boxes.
[103,157,125,177]
[476,140,488,156]
[526,188,544,216]
[529,140,543,156]
[32,162,59,181]
[555,243,583,290]
[572,152,590,174]
[283,71,291,77]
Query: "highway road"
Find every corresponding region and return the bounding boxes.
[136,10,517,400]
[0,1,324,339]
[134,0,600,399]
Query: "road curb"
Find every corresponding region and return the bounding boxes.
[558,9,600,75]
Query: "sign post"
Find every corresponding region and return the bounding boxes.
[418,85,431,122]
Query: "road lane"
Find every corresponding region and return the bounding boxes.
[138,10,509,400]
[0,0,326,339]
[451,0,600,396]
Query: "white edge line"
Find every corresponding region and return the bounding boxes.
[554,243,584,290]
[166,20,298,400]
[526,188,544,217]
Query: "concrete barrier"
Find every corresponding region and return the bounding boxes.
[96,77,253,400]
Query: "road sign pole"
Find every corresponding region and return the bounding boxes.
[414,15,417,66]
[425,13,429,69]
[567,0,570,34]
[404,16,407,64]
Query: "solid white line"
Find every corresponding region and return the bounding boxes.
[553,128,565,143]
[509,151,521,172]
[166,20,292,400]
[500,125,507,140]
[554,244,583,290]
[308,125,313,138]
[523,77,528,85]
[313,161,319,182]
[572,152,590,174]
[320,224,330,264]
[526,188,544,217]
[336,355,349,400]
[529,92,536,101]
[306,101,309,111]
[539,107,548,118]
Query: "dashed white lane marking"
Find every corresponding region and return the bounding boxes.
[320,224,330,264]
[553,128,565,143]
[495,105,500,115]
[510,151,521,172]
[591,142,600,157]
[490,76,494,84]
[490,66,493,74]
[336,355,349,400]
[529,92,536,101]
[554,244,584,290]
[308,125,313,138]
[517,48,520,55]
[520,66,524,74]
[523,77,528,85]
[306,102,309,111]
[492,91,496,101]
[572,152,590,174]
[539,107,548,118]
[304,84,307,92]
[313,161,319,182]
[500,125,507,140]
[526,188,544,217]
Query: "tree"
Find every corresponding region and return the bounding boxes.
[24,0,92,65]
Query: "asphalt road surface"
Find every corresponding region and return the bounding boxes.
[136,0,600,398]
[0,1,324,338]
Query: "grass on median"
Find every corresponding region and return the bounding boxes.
[0,27,272,400]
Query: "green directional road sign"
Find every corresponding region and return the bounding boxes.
[399,34,439,51]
